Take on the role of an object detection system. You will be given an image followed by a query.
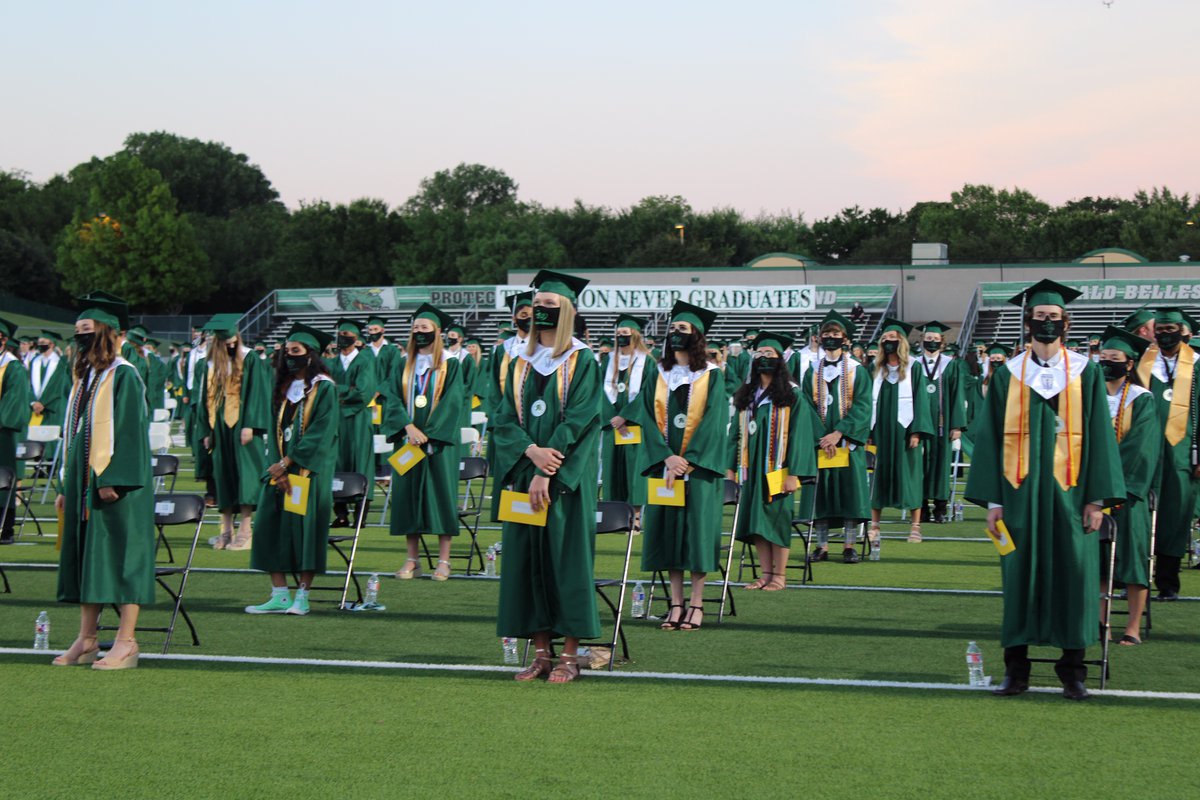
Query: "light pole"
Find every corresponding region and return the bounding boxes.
[674,224,685,246]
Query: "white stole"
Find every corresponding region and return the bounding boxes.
[871,359,915,429]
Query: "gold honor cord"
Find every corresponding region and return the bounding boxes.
[275,382,322,479]
[512,353,579,427]
[1136,344,1158,388]
[207,360,243,429]
[402,357,449,416]
[1003,357,1083,491]
[1165,347,1195,446]
[654,370,711,455]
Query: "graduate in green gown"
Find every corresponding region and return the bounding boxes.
[444,323,476,439]
[144,338,168,411]
[724,335,750,396]
[965,280,1125,699]
[1096,327,1161,645]
[364,315,401,476]
[866,320,934,544]
[0,317,31,544]
[123,324,153,406]
[29,330,70,428]
[195,315,272,551]
[864,341,880,377]
[493,271,601,683]
[246,323,340,617]
[600,314,653,508]
[328,318,378,524]
[1141,308,1200,600]
[53,294,155,670]
[630,300,728,632]
[384,304,466,582]
[188,333,215,505]
[727,331,818,590]
[486,293,533,521]
[915,321,968,523]
[800,311,873,564]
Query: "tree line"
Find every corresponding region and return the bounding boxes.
[2,131,1199,314]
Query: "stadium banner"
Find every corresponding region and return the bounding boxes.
[979,279,1200,308]
[275,286,498,313]
[494,284,894,313]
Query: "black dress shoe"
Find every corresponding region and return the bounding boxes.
[1154,592,1179,602]
[330,516,349,529]
[808,549,828,563]
[842,547,861,564]
[1062,681,1091,701]
[0,534,13,545]
[991,677,1029,696]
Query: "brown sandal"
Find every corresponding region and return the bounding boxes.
[907,523,922,543]
[514,648,552,682]
[744,572,772,590]
[549,654,580,683]
[763,574,787,591]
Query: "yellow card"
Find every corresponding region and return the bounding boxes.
[818,448,850,469]
[866,444,877,456]
[987,519,1016,556]
[369,401,382,425]
[647,477,685,506]
[283,473,311,516]
[766,468,788,496]
[614,425,642,445]
[56,505,64,552]
[388,442,426,476]
[498,490,548,527]
[471,395,482,409]
[30,413,43,427]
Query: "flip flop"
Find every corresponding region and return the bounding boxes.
[1118,634,1142,646]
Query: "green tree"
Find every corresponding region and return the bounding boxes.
[55,154,211,313]
[403,163,518,214]
[456,203,566,284]
[914,184,1050,261]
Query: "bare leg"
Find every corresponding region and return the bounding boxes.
[101,603,140,662]
[661,570,685,628]
[746,537,771,589]
[869,509,882,544]
[681,572,707,629]
[766,546,790,589]
[55,604,102,662]
[1123,585,1148,642]
[270,571,288,588]
[548,635,581,683]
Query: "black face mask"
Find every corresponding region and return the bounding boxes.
[533,305,559,330]
[882,340,900,355]
[754,357,780,374]
[668,331,694,351]
[368,331,383,343]
[337,334,356,350]
[616,335,632,348]
[1098,359,1129,381]
[37,343,51,353]
[447,337,460,346]
[413,331,436,348]
[75,333,95,354]
[820,336,843,352]
[226,344,238,355]
[514,317,531,334]
[285,355,308,375]
[922,341,940,354]
[1155,330,1183,349]
[1031,318,1065,344]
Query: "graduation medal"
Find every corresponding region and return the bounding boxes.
[284,427,293,442]
[1163,388,1174,402]
[617,382,627,393]
[415,395,428,408]
[673,412,687,429]
[747,420,758,435]
[926,384,937,394]
[531,399,547,417]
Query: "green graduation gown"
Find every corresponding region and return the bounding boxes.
[493,341,601,640]
[383,354,465,536]
[1108,385,1161,586]
[251,376,338,574]
[121,342,152,407]
[485,336,528,520]
[0,353,31,481]
[146,353,168,411]
[599,350,652,506]
[725,350,750,392]
[188,354,212,481]
[1146,347,1200,558]
[729,383,818,548]
[870,362,934,511]
[196,349,272,508]
[56,360,155,605]
[328,349,378,500]
[916,353,968,503]
[964,351,1125,649]
[29,352,70,428]
[633,364,728,573]
[799,355,872,523]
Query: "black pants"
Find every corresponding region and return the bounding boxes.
[0,495,15,538]
[1155,554,1181,596]
[1004,645,1087,685]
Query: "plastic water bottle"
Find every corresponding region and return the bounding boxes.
[953,502,965,522]
[364,574,380,606]
[501,637,519,665]
[1192,538,1200,567]
[34,611,49,651]
[966,641,985,686]
[870,537,881,561]
[631,581,646,618]
[485,545,497,577]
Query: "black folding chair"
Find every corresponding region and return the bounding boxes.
[736,473,820,585]
[304,471,369,609]
[13,441,47,539]
[99,493,206,652]
[152,454,180,493]
[0,466,12,592]
[418,456,489,575]
[1111,490,1156,637]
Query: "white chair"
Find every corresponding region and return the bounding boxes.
[148,422,172,454]
[374,434,395,522]
[470,411,488,427]
[27,426,62,503]
[460,428,480,446]
[152,408,170,423]
[164,397,178,411]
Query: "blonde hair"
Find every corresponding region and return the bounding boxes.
[526,297,578,358]
[874,336,911,380]
[619,327,651,356]
[208,334,244,397]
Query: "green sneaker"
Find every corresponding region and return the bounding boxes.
[245,593,292,614]
[286,592,310,616]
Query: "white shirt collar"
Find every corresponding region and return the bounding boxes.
[339,348,359,369]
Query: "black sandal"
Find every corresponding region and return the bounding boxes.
[660,604,685,630]
[1118,634,1142,646]
[679,605,704,632]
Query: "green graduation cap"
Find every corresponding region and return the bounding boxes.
[285,322,333,353]
[366,315,387,328]
[1087,333,1102,344]
[463,336,482,347]
[752,331,795,353]
[203,314,241,339]
[669,300,717,334]
[40,330,64,344]
[986,342,1010,357]
[1180,311,1197,333]
[1100,326,1149,360]
[76,290,130,332]
[1121,306,1155,332]
[412,303,454,330]
[920,321,951,335]
[0,317,17,339]
[530,270,589,303]
[506,291,534,313]
[1065,339,1081,348]
[867,340,880,349]
[944,343,959,354]
[126,324,150,345]
[598,336,614,348]
[1007,279,1081,309]
[335,318,363,336]
[446,324,466,338]
[616,314,646,332]
[818,310,856,340]
[972,339,986,347]
[497,325,515,340]
[880,318,915,337]
[1154,307,1186,325]
[742,328,760,339]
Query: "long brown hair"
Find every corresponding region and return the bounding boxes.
[208,334,245,398]
[272,347,330,411]
[74,323,119,380]
[660,329,708,372]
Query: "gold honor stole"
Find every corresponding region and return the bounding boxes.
[654,369,712,454]
[207,357,244,429]
[275,380,323,479]
[1135,343,1159,388]
[512,352,580,426]
[1003,354,1082,491]
[0,361,8,405]
[1113,382,1134,442]
[1164,347,1196,446]
[400,357,448,415]
[65,363,121,476]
